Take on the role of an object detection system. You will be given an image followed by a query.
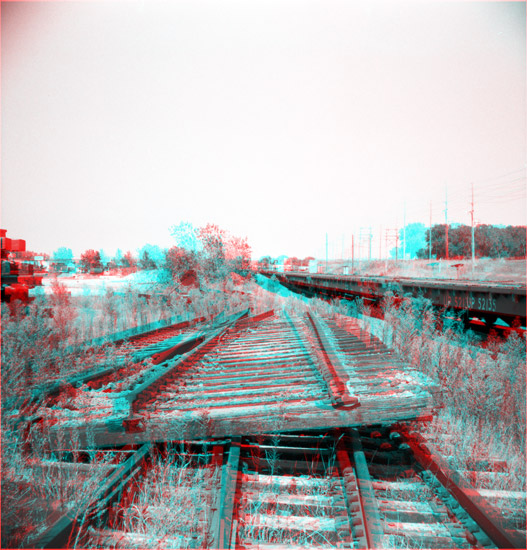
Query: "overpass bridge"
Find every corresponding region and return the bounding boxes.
[258,270,526,327]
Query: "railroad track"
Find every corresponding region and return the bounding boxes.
[27,429,525,549]
[42,307,434,448]
[15,306,524,549]
[24,314,210,404]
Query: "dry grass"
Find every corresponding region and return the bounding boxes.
[0,275,253,549]
[349,293,526,512]
[87,451,220,549]
[1,417,116,549]
[323,258,526,284]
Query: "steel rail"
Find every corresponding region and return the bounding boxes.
[306,311,360,409]
[23,314,209,405]
[216,437,241,550]
[30,443,150,549]
[346,429,386,549]
[117,309,250,419]
[397,425,526,549]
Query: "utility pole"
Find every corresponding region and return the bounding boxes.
[351,234,354,271]
[445,186,449,261]
[385,228,398,262]
[429,201,432,260]
[359,227,373,262]
[385,230,388,262]
[403,202,406,260]
[325,233,328,273]
[470,182,475,266]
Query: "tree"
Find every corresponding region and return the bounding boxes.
[258,256,273,269]
[167,221,253,283]
[137,244,165,269]
[284,257,301,270]
[52,247,73,263]
[165,246,199,282]
[417,224,448,259]
[400,223,427,259]
[51,247,74,273]
[503,226,527,257]
[170,222,201,252]
[449,224,471,258]
[225,234,252,273]
[122,251,137,269]
[79,249,102,273]
[197,224,228,281]
[99,249,111,269]
[417,223,527,259]
[138,250,156,270]
[113,249,123,266]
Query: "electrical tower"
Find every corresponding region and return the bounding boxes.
[385,228,399,261]
[470,183,475,265]
[359,227,373,261]
[444,186,449,260]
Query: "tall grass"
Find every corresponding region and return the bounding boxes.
[1,415,115,548]
[87,451,220,549]
[343,292,527,496]
[1,275,254,548]
[253,274,526,491]
[377,295,526,450]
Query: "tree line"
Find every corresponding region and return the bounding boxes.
[50,222,252,286]
[416,224,526,259]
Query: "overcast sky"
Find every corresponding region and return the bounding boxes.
[2,0,525,260]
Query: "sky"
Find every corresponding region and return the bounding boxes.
[2,0,526,260]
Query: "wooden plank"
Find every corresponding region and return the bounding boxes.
[240,492,336,508]
[371,479,433,497]
[380,506,442,524]
[156,388,326,411]
[217,438,241,550]
[383,520,452,537]
[240,544,338,550]
[477,489,526,503]
[179,375,319,394]
[26,461,117,476]
[240,443,332,456]
[195,362,314,375]
[240,472,338,491]
[161,381,321,402]
[458,470,512,486]
[49,387,434,448]
[183,372,318,390]
[242,456,331,475]
[378,498,448,514]
[215,352,309,365]
[87,527,192,548]
[239,512,337,532]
